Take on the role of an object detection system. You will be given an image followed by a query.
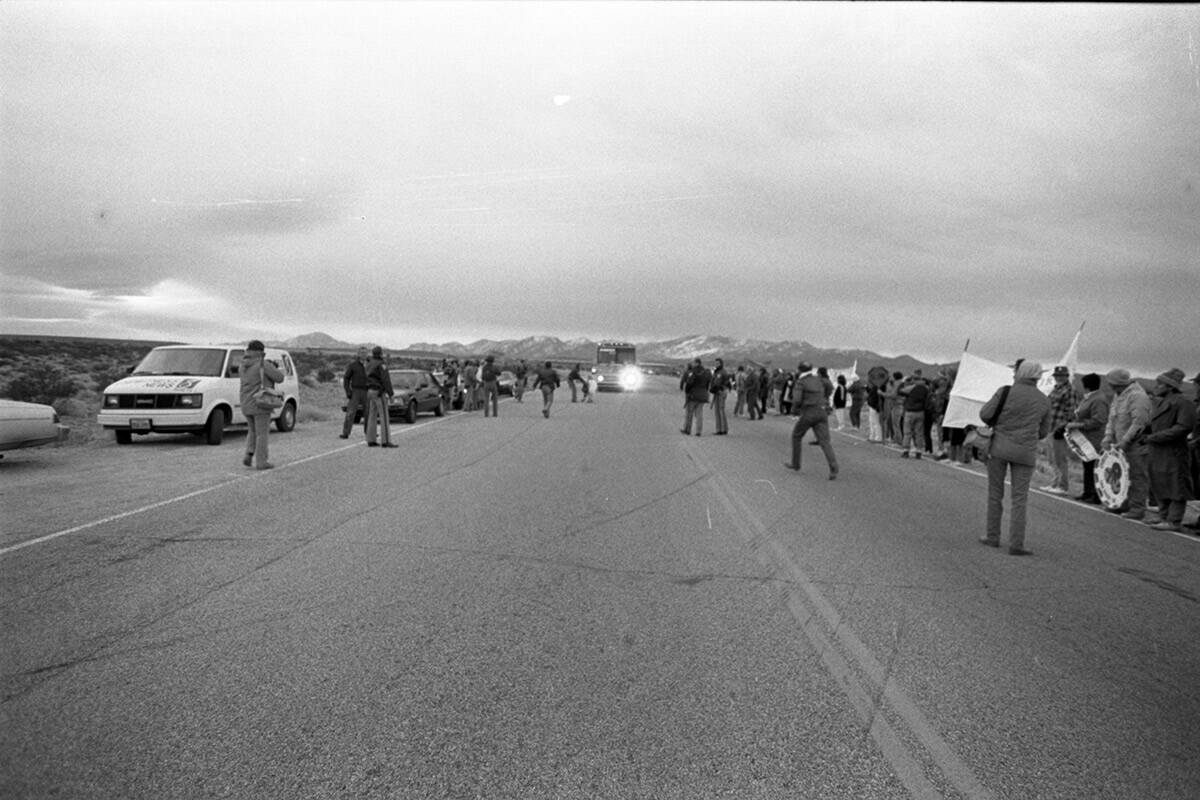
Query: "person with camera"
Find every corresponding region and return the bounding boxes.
[239,339,285,470]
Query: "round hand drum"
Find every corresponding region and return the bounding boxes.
[1096,448,1130,511]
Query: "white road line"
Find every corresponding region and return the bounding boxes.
[0,412,465,557]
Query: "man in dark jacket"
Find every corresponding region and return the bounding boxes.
[784,362,838,479]
[364,346,396,448]
[1144,368,1196,532]
[340,347,369,439]
[709,358,730,435]
[1065,372,1110,504]
[680,358,711,436]
[899,370,931,459]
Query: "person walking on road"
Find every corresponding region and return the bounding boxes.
[784,362,839,479]
[568,364,583,402]
[239,339,285,470]
[514,359,528,403]
[979,359,1052,556]
[364,346,397,448]
[340,347,369,439]
[680,358,711,436]
[533,361,560,418]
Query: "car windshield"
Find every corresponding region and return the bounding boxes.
[131,348,226,377]
[389,371,424,390]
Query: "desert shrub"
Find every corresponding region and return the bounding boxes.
[316,368,336,383]
[301,375,319,389]
[4,363,79,405]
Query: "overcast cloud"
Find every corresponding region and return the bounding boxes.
[2,2,1197,374]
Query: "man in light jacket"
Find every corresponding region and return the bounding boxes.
[979,359,1052,555]
[1100,368,1152,519]
[239,340,285,470]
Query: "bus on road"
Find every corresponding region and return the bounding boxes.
[593,341,643,391]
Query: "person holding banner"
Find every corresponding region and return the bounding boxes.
[979,360,1052,556]
[1065,372,1109,504]
[1042,365,1082,495]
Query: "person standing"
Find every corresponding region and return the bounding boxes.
[784,361,839,479]
[533,361,560,418]
[744,366,761,421]
[1042,365,1082,495]
[709,358,730,435]
[899,370,930,459]
[461,360,478,412]
[979,360,1053,556]
[1101,368,1152,519]
[757,367,771,418]
[587,368,598,402]
[364,346,396,448]
[680,358,711,436]
[733,365,747,417]
[481,355,501,417]
[1065,372,1109,504]
[340,347,369,439]
[832,375,848,431]
[1143,368,1195,532]
[514,359,528,403]
[1190,372,1200,530]
[849,376,866,430]
[568,364,583,402]
[239,340,284,470]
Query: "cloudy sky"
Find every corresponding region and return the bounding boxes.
[2,2,1197,374]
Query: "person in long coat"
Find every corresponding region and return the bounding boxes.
[1144,368,1196,532]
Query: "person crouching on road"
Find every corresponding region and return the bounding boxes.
[784,361,839,480]
[239,339,284,470]
[364,346,397,448]
[680,358,710,436]
[533,361,560,418]
[979,359,1052,556]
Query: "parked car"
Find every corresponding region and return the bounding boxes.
[97,344,300,445]
[0,399,70,456]
[498,371,516,395]
[388,369,446,423]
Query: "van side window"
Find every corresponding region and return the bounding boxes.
[283,355,295,376]
[226,350,244,378]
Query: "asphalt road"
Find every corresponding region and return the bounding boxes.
[2,375,1199,799]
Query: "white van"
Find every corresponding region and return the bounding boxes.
[98,344,300,445]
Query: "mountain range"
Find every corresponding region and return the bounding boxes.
[279,332,942,374]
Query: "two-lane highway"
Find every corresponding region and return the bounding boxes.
[3,376,1198,798]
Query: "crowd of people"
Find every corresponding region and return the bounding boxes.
[674,355,1200,554]
[238,340,1200,553]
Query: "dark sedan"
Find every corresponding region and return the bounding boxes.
[387,369,446,423]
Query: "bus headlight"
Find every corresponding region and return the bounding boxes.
[619,368,643,391]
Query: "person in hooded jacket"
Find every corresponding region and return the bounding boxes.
[239,339,285,470]
[1143,368,1195,532]
[978,359,1053,555]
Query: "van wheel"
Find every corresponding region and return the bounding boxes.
[205,408,226,445]
[115,430,132,445]
[275,401,296,432]
[434,397,445,417]
[405,401,417,424]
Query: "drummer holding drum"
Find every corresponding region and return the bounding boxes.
[1065,372,1110,504]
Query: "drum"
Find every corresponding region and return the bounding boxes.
[1096,448,1130,511]
[1065,429,1100,463]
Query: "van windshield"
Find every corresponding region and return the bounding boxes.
[132,348,227,377]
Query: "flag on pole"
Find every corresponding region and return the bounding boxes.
[1037,323,1084,395]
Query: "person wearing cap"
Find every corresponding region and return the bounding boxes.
[784,361,839,479]
[239,339,285,470]
[363,346,397,448]
[978,359,1053,556]
[1065,373,1109,504]
[1100,368,1152,519]
[1143,368,1195,532]
[1042,365,1082,495]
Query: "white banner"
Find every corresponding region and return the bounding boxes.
[942,352,1014,429]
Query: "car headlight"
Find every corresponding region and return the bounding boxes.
[176,394,203,408]
[103,394,121,408]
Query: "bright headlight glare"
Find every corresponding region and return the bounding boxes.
[103,394,120,408]
[177,394,202,408]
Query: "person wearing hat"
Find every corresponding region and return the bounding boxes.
[784,361,839,479]
[1142,368,1196,532]
[1100,368,1151,519]
[978,360,1052,555]
[1065,373,1109,504]
[1041,365,1082,495]
[238,339,285,469]
[363,346,397,448]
